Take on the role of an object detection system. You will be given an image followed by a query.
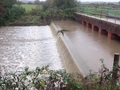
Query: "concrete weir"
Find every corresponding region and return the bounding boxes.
[50,22,90,77]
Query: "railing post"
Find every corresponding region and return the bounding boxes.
[115,10,117,23]
[100,9,102,19]
[112,53,119,85]
[106,10,108,21]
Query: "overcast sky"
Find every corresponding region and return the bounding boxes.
[20,0,120,2]
[81,0,119,2]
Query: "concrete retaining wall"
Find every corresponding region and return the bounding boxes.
[50,22,89,77]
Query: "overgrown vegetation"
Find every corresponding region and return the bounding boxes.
[11,15,43,26]
[0,0,25,26]
[0,0,78,26]
[0,65,82,90]
[1,0,120,26]
[21,4,37,12]
[74,59,120,90]
[43,0,77,20]
[10,5,44,26]
[0,59,120,90]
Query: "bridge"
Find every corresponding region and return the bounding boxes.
[74,13,120,40]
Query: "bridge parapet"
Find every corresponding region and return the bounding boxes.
[74,13,120,39]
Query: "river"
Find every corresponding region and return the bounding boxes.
[54,20,120,73]
[0,26,63,74]
[1,20,120,74]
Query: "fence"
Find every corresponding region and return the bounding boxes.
[76,5,120,23]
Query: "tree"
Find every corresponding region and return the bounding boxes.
[44,0,54,8]
[34,0,40,5]
[0,0,25,26]
[0,0,16,8]
[28,1,34,4]
[44,0,77,9]
[16,1,24,6]
[53,0,77,9]
[42,0,77,20]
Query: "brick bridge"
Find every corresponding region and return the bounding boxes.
[74,13,120,40]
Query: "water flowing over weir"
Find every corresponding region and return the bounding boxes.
[1,20,120,77]
[51,20,120,76]
[0,26,63,74]
[50,22,89,77]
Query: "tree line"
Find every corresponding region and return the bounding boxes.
[0,0,25,26]
[0,0,78,26]
[37,0,78,20]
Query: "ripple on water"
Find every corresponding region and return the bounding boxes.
[0,26,63,74]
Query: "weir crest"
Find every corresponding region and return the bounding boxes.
[50,22,90,77]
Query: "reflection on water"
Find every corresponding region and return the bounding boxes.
[0,26,63,74]
[54,20,120,72]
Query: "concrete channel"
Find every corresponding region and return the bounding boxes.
[50,22,90,77]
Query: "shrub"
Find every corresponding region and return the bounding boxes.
[0,65,83,90]
[5,6,25,22]
[1,59,120,90]
[74,59,120,90]
[0,6,25,26]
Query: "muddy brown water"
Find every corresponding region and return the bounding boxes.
[0,26,63,74]
[54,20,120,73]
[1,20,120,74]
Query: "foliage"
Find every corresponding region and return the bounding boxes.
[12,15,44,25]
[0,0,16,8]
[0,0,26,26]
[34,0,40,5]
[0,0,78,26]
[28,6,43,16]
[0,66,83,90]
[11,4,45,25]
[1,59,120,90]
[52,0,77,9]
[74,59,120,90]
[21,4,37,12]
[42,0,77,20]
[16,1,24,6]
[5,6,25,22]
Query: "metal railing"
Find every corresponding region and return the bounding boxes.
[76,6,120,23]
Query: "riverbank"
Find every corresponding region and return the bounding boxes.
[8,15,75,26]
[8,15,45,26]
[9,23,46,26]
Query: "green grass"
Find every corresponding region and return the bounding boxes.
[21,4,37,12]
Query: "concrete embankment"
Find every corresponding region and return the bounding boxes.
[50,22,89,77]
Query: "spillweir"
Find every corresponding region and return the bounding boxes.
[50,22,90,77]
